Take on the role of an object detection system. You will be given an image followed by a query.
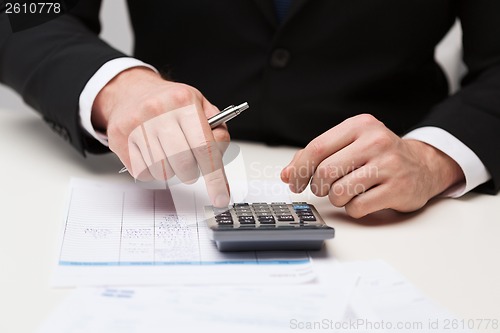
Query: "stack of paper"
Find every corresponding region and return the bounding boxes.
[38,178,468,333]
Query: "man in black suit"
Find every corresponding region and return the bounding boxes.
[1,0,499,217]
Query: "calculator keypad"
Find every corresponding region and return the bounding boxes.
[211,202,323,228]
[205,202,335,251]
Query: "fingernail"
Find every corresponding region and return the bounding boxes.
[214,194,229,208]
[289,183,296,193]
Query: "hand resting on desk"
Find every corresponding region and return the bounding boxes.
[281,114,465,218]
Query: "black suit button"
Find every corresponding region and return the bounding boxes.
[270,48,291,68]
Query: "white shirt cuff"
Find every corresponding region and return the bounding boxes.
[403,126,491,197]
[79,57,158,147]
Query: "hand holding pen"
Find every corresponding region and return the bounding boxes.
[89,68,249,207]
[119,102,249,174]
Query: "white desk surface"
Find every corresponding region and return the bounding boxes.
[1,110,499,333]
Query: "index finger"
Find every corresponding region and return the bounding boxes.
[178,103,230,207]
[284,118,359,193]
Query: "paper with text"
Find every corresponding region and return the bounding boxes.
[52,178,315,287]
[40,263,355,333]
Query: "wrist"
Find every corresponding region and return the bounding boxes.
[92,67,159,131]
[405,139,465,196]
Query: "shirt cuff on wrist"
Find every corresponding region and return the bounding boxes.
[79,57,158,147]
[403,126,491,198]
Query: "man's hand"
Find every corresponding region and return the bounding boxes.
[281,114,464,218]
[92,67,230,207]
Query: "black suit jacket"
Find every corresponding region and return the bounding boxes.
[1,0,500,194]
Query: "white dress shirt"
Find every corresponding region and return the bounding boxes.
[79,57,491,197]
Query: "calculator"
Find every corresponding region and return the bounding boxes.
[204,202,335,251]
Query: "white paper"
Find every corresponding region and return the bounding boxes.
[40,262,356,333]
[342,260,471,333]
[52,178,315,287]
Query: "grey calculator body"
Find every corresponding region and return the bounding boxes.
[204,202,335,251]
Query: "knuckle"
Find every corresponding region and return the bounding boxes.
[345,199,366,219]
[329,191,345,207]
[203,170,225,187]
[383,152,402,169]
[332,183,345,197]
[168,85,195,106]
[140,98,164,115]
[321,163,341,179]
[371,131,393,150]
[306,140,324,159]
[353,113,379,127]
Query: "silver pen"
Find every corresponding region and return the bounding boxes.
[207,102,249,128]
[119,102,249,173]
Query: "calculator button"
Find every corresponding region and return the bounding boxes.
[233,203,250,207]
[236,213,252,217]
[271,202,287,205]
[216,219,233,225]
[271,205,289,210]
[293,204,310,210]
[273,209,291,214]
[234,209,252,215]
[215,212,232,218]
[252,204,269,209]
[235,207,252,211]
[299,215,317,222]
[258,218,276,224]
[238,216,256,224]
[215,216,233,222]
[257,214,274,219]
[254,210,272,215]
[277,215,295,221]
[296,210,313,216]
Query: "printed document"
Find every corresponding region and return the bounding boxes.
[52,178,316,286]
[40,262,355,333]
